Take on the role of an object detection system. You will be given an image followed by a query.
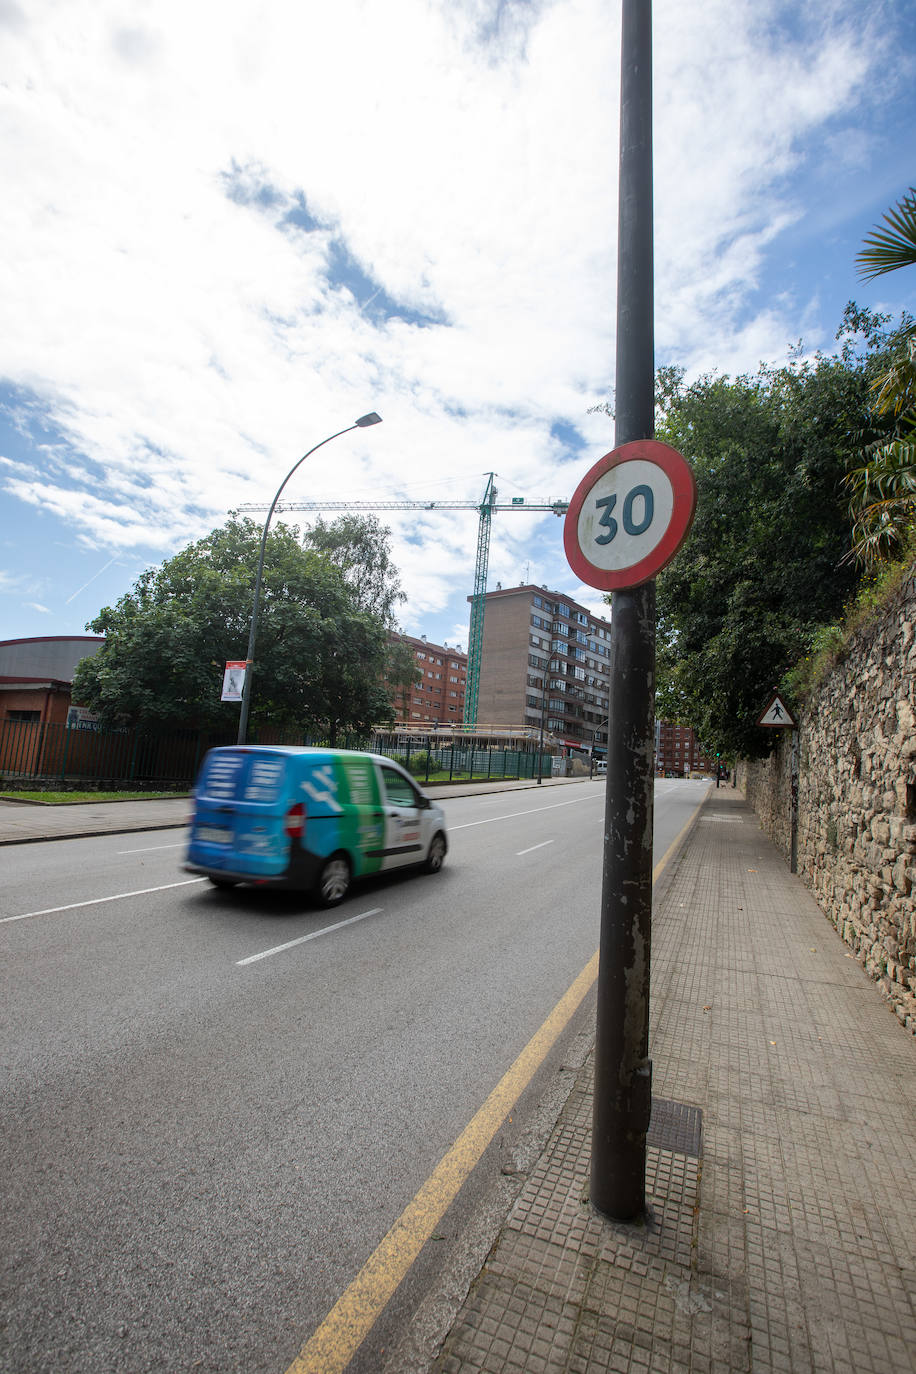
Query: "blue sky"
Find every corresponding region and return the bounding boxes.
[1,0,914,657]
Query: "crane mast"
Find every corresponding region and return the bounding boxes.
[238,474,569,726]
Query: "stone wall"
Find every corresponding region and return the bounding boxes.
[738,566,916,1033]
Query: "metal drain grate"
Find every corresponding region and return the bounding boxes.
[648,1097,702,1157]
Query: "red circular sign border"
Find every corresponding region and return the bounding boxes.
[563,438,696,591]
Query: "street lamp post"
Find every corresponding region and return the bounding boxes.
[236,413,383,746]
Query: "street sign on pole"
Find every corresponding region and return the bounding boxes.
[221,661,247,703]
[757,693,796,728]
[564,438,696,592]
[757,691,800,869]
[582,0,661,1223]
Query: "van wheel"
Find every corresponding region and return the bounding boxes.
[316,854,351,907]
[208,876,238,890]
[423,832,447,873]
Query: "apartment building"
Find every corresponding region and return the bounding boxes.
[385,633,467,726]
[655,720,715,776]
[474,585,611,753]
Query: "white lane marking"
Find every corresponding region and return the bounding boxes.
[449,793,601,831]
[116,842,185,854]
[1,879,207,926]
[517,839,555,856]
[237,908,384,966]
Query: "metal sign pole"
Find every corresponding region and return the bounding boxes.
[590,0,655,1221]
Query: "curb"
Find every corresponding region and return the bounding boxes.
[0,821,190,847]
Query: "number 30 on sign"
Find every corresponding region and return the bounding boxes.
[563,439,697,591]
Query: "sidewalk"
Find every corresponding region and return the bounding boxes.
[0,774,587,846]
[431,788,916,1374]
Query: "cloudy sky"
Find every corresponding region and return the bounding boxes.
[1,0,914,656]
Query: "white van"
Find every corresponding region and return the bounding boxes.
[185,746,447,907]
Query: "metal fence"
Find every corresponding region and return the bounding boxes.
[371,736,553,783]
[0,718,217,786]
[0,717,556,789]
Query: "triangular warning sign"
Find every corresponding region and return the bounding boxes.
[757,693,796,728]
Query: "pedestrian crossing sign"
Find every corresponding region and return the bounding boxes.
[757,693,796,728]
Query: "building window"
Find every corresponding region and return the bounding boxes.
[7,710,40,723]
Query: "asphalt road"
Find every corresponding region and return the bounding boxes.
[1,778,709,1374]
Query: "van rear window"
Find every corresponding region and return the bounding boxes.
[199,751,246,799]
[198,751,285,802]
[243,758,285,802]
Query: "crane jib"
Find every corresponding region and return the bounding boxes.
[237,481,570,726]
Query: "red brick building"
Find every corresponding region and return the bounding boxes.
[0,637,104,726]
[655,720,715,776]
[385,633,467,726]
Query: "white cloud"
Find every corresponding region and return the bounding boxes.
[0,0,910,644]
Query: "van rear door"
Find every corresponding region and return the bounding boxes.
[188,748,292,878]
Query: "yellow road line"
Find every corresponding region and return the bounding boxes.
[287,785,707,1374]
[286,952,599,1374]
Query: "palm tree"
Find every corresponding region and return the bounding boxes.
[856,187,916,279]
[847,189,916,567]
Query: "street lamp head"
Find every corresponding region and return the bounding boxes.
[355,412,383,427]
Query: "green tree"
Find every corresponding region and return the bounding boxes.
[846,189,916,566]
[303,513,405,626]
[72,516,391,736]
[652,314,901,758]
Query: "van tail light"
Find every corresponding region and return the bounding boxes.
[284,802,306,840]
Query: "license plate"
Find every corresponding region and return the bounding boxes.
[197,825,232,844]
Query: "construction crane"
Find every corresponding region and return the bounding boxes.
[238,473,569,727]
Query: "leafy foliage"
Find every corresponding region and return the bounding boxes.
[72,516,392,735]
[846,191,916,567]
[652,312,904,758]
[855,186,916,280]
[783,536,916,701]
[303,513,405,626]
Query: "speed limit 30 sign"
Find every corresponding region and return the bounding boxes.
[563,438,696,591]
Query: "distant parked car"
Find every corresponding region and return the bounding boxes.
[185,746,447,907]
